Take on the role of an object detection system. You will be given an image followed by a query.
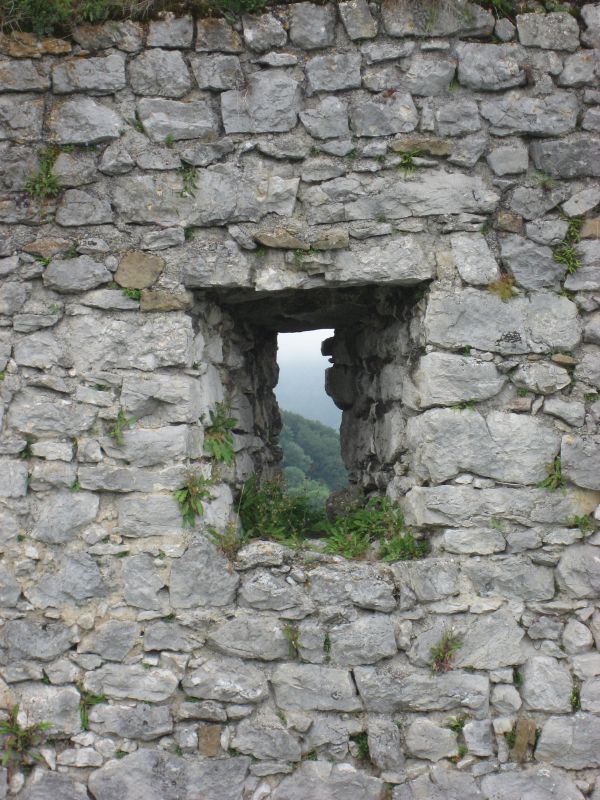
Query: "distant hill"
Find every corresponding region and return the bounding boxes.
[280,410,347,498]
[275,360,342,429]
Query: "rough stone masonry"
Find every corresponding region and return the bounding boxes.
[1,0,600,797]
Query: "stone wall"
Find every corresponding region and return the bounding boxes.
[1,1,600,797]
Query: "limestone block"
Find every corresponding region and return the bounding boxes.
[232,714,301,761]
[170,535,240,608]
[122,554,166,610]
[26,552,104,608]
[349,91,418,136]
[456,42,525,90]
[52,53,126,94]
[55,190,113,227]
[557,544,600,597]
[19,774,88,800]
[543,397,585,427]
[190,53,243,91]
[222,71,301,133]
[401,55,456,95]
[273,761,382,800]
[464,555,554,601]
[116,493,183,537]
[517,11,580,51]
[511,362,571,394]
[480,91,579,136]
[129,49,191,97]
[289,2,336,49]
[329,614,397,665]
[78,620,139,662]
[451,232,500,285]
[536,713,600,769]
[18,684,81,735]
[115,250,164,289]
[500,235,563,290]
[242,13,287,51]
[306,53,362,94]
[332,236,432,286]
[367,718,404,771]
[182,656,267,703]
[90,703,172,740]
[120,373,203,424]
[72,20,143,51]
[84,664,178,702]
[196,17,243,52]
[481,767,584,800]
[487,144,528,176]
[522,656,572,712]
[208,614,290,661]
[0,57,49,91]
[0,568,20,607]
[79,464,186,493]
[307,565,396,612]
[381,0,493,37]
[300,96,350,139]
[0,94,44,141]
[0,281,29,315]
[405,718,458,761]
[239,570,314,618]
[0,459,28,498]
[456,608,525,670]
[562,435,600,490]
[147,15,193,47]
[137,96,219,143]
[442,528,505,555]
[48,97,122,144]
[582,3,600,47]
[391,558,459,602]
[31,491,99,543]
[435,99,481,136]
[531,135,600,178]
[102,425,190,467]
[559,50,600,87]
[339,0,378,40]
[271,664,362,712]
[0,619,74,663]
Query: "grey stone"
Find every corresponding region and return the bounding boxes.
[147,14,194,47]
[451,232,500,285]
[330,236,431,287]
[464,719,493,757]
[355,665,489,717]
[208,614,289,661]
[182,656,267,703]
[79,621,140,661]
[559,50,600,87]
[585,313,600,345]
[526,218,569,246]
[307,565,396,612]
[8,388,98,437]
[563,619,593,654]
[517,11,580,51]
[116,493,182,537]
[26,552,104,608]
[48,97,122,144]
[512,362,571,394]
[500,235,563,289]
[582,3,600,47]
[442,528,505,555]
[531,135,600,179]
[562,436,600,490]
[170,535,240,608]
[137,97,219,143]
[482,766,584,800]
[196,17,243,52]
[56,190,113,227]
[329,614,397,665]
[99,141,135,175]
[53,150,97,188]
[18,684,81,735]
[242,13,287,51]
[190,54,244,91]
[581,677,600,711]
[457,42,525,91]
[557,544,600,597]
[0,569,20,607]
[544,397,585,427]
[289,2,336,49]
[509,185,569,220]
[447,132,487,168]
[405,352,506,409]
[306,53,362,94]
[120,372,202,424]
[0,281,28,315]
[123,554,166,610]
[425,289,581,355]
[272,664,362,712]
[456,608,525,670]
[0,618,74,664]
[300,96,350,139]
[239,570,313,617]
[576,351,600,388]
[405,718,458,761]
[180,139,234,167]
[491,683,522,714]
[21,773,88,800]
[72,20,143,51]
[144,621,196,652]
[361,40,414,64]
[31,490,98,543]
[435,99,481,136]
[102,425,190,467]
[89,750,250,800]
[0,94,44,141]
[395,764,483,800]
[536,713,600,769]
[481,91,579,136]
[464,555,554,601]
[0,57,50,91]
[84,663,178,702]
[90,703,172,740]
[407,408,559,485]
[522,655,572,712]
[391,558,459,602]
[495,17,516,42]
[563,187,600,217]
[52,53,126,94]
[61,312,193,372]
[222,70,300,133]
[487,144,528,175]
[43,255,111,293]
[232,714,301,761]
[129,49,191,97]
[349,91,418,136]
[339,0,377,40]
[367,718,404,771]
[401,55,456,96]
[382,0,493,38]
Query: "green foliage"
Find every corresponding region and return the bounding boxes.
[174,471,212,527]
[0,705,51,771]
[568,514,596,535]
[538,456,566,491]
[164,133,175,147]
[280,410,347,493]
[283,623,300,658]
[178,165,198,198]
[379,531,429,562]
[397,149,421,177]
[303,750,318,761]
[25,146,61,200]
[351,732,370,762]
[431,630,462,674]
[571,684,581,711]
[504,725,517,749]
[184,227,195,242]
[121,287,141,301]
[204,402,237,465]
[63,241,79,259]
[109,409,134,446]
[206,520,248,560]
[115,749,127,759]
[554,243,581,274]
[534,171,557,192]
[447,714,468,733]
[564,215,584,245]
[488,274,517,301]
[78,688,106,731]
[70,477,81,493]
[20,435,34,460]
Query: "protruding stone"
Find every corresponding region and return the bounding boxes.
[516,12,580,51]
[222,71,301,133]
[48,97,122,144]
[349,91,418,137]
[170,535,240,608]
[52,53,126,94]
[272,664,362,712]
[405,718,458,762]
[289,2,337,49]
[129,48,192,97]
[115,250,164,289]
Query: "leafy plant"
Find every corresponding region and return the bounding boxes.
[379,531,429,562]
[174,471,212,527]
[78,688,106,731]
[534,171,557,192]
[488,275,517,301]
[538,456,566,491]
[431,630,462,673]
[109,409,134,446]
[204,402,237,465]
[0,705,51,772]
[121,287,141,301]
[351,732,370,762]
[397,149,421,177]
[447,714,468,733]
[283,623,300,658]
[25,146,61,200]
[20,436,34,460]
[70,477,81,493]
[164,133,175,147]
[504,725,517,749]
[206,520,248,560]
[238,475,322,545]
[178,165,198,198]
[571,684,581,711]
[568,515,596,535]
[554,243,581,275]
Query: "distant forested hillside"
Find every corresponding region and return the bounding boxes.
[275,360,342,429]
[280,410,347,507]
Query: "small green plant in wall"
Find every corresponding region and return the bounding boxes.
[488,274,517,301]
[109,409,134,446]
[396,149,422,178]
[77,687,107,731]
[431,630,462,673]
[174,471,212,527]
[538,456,566,492]
[204,402,237,465]
[283,623,300,659]
[25,146,61,200]
[0,705,51,772]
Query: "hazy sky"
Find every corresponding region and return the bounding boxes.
[277,329,334,365]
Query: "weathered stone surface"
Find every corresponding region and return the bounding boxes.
[456,608,525,670]
[90,703,172,740]
[391,558,459,602]
[482,766,584,800]
[72,20,142,51]
[306,53,362,94]
[517,11,580,51]
[332,236,431,286]
[273,761,382,800]
[395,764,483,800]
[48,97,122,144]
[120,553,166,610]
[26,552,104,608]
[402,55,456,96]
[18,684,81,735]
[0,568,20,606]
[405,718,458,761]
[272,664,362,712]
[89,750,250,800]
[500,235,564,290]
[557,544,600,597]
[464,555,554,601]
[114,250,164,289]
[522,656,572,712]
[0,57,50,91]
[536,713,600,769]
[435,99,481,137]
[425,289,581,354]
[0,94,44,141]
[329,614,397,665]
[355,665,489,717]
[405,352,505,410]
[0,618,74,663]
[512,361,571,394]
[170,535,240,608]
[339,0,377,40]
[544,396,585,427]
[242,13,287,51]
[79,620,139,661]
[0,459,29,498]
[208,614,289,661]
[31,490,98,543]
[407,408,559,484]
[456,42,525,91]
[367,718,404,771]
[451,233,500,285]
[116,494,181,537]
[137,96,219,142]
[289,2,336,49]
[442,528,505,555]
[239,570,313,617]
[148,14,193,47]
[307,565,396,612]
[56,190,113,227]
[487,144,528,175]
[232,713,301,761]
[300,96,349,139]
[481,91,579,136]
[183,656,267,703]
[52,53,126,94]
[222,71,300,133]
[349,91,418,136]
[21,773,89,800]
[531,135,600,179]
[129,48,191,97]
[381,0,493,37]
[84,663,178,702]
[562,435,600,490]
[190,53,243,91]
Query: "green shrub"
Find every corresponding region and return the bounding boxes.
[204,402,237,465]
[379,531,429,562]
[0,705,51,771]
[538,456,566,491]
[25,146,61,200]
[431,630,462,673]
[174,471,212,527]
